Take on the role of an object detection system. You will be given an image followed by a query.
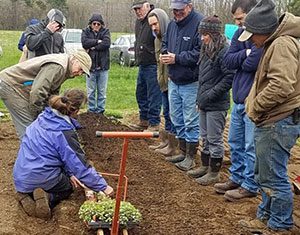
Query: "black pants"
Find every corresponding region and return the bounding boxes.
[45,173,74,209]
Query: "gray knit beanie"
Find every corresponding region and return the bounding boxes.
[199,15,222,36]
[238,0,278,41]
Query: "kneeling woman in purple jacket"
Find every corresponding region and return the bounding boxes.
[13,88,113,219]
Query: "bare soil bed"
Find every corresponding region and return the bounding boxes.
[0,113,299,235]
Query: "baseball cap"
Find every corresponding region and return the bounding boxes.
[170,0,191,9]
[238,29,253,42]
[47,9,66,27]
[132,0,147,9]
[72,50,92,76]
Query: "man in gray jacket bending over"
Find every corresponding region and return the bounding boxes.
[0,50,91,139]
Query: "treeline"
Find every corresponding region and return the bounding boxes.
[0,0,298,32]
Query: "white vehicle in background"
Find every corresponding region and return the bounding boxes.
[61,28,83,54]
[110,34,135,67]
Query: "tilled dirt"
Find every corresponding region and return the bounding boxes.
[0,113,299,235]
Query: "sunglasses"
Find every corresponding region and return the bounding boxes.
[92,22,101,26]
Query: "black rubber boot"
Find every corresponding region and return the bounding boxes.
[196,157,223,186]
[175,142,198,171]
[187,152,210,178]
[165,138,186,163]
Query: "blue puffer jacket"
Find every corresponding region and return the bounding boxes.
[223,28,263,104]
[162,9,204,85]
[197,45,235,111]
[13,107,107,193]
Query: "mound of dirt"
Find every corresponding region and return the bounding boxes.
[0,114,299,235]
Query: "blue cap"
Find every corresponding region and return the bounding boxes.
[170,0,191,9]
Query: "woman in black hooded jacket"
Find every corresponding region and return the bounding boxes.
[188,15,234,186]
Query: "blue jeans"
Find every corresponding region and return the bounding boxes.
[162,90,175,134]
[228,103,258,193]
[136,65,161,125]
[254,116,300,230]
[199,110,227,158]
[86,69,109,113]
[168,80,200,143]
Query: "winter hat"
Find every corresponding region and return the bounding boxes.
[170,0,191,9]
[199,15,222,36]
[72,50,92,76]
[47,9,66,27]
[89,13,104,25]
[132,0,148,9]
[238,0,278,41]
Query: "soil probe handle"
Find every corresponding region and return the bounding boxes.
[95,131,159,138]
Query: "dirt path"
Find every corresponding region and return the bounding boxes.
[0,114,299,235]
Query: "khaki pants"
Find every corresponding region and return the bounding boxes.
[0,80,34,139]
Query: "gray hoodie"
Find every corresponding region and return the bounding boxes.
[149,8,170,91]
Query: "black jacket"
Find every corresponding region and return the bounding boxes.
[197,46,234,111]
[134,7,156,65]
[81,26,111,71]
[25,20,64,58]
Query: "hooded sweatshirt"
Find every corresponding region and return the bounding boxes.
[246,13,300,126]
[150,8,170,91]
[25,14,64,59]
[81,13,111,71]
[13,107,108,193]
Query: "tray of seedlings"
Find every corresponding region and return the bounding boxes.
[79,191,142,235]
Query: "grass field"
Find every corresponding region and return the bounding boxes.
[0,30,138,118]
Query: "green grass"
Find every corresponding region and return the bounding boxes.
[0,30,138,118]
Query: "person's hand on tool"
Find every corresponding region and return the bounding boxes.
[70,175,86,188]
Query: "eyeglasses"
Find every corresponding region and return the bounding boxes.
[92,22,101,26]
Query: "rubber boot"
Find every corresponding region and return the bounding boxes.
[187,152,210,178]
[175,142,198,171]
[16,192,36,217]
[196,157,223,186]
[165,138,186,163]
[155,133,178,156]
[149,130,168,150]
[33,188,51,220]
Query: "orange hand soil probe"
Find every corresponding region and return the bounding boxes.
[95,131,159,235]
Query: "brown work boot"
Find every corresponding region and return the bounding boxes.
[214,180,240,194]
[16,192,36,217]
[129,119,149,131]
[239,218,267,233]
[155,133,178,156]
[33,188,51,220]
[224,187,257,202]
[144,124,160,132]
[149,130,168,150]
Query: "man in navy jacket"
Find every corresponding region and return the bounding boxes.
[214,0,262,201]
[161,0,203,171]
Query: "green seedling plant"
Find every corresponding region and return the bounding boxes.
[78,196,142,226]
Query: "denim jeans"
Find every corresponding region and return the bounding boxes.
[162,90,176,134]
[199,110,227,158]
[228,103,258,193]
[254,115,300,230]
[136,64,161,125]
[86,69,109,113]
[168,80,200,143]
